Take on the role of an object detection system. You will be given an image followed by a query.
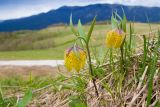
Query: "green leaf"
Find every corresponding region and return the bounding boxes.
[122,9,127,32]
[128,23,132,51]
[0,89,5,106]
[78,19,86,38]
[69,96,87,107]
[87,16,96,43]
[73,76,87,92]
[78,19,86,46]
[111,13,118,29]
[147,56,158,107]
[147,31,160,107]
[114,11,122,21]
[0,88,17,106]
[70,14,78,36]
[140,35,148,75]
[155,101,160,107]
[129,23,136,50]
[102,83,114,98]
[17,89,32,107]
[93,68,105,79]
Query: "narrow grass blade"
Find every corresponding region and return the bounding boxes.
[111,13,118,29]
[0,89,5,106]
[78,19,85,38]
[70,14,78,36]
[147,31,160,107]
[122,8,127,32]
[17,89,32,107]
[87,16,96,43]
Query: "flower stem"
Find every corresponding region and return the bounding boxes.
[78,36,99,97]
[109,48,114,71]
[120,46,125,72]
[86,44,99,97]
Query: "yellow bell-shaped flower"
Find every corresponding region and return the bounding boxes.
[64,46,87,72]
[106,29,125,48]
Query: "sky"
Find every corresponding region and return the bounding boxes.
[0,0,160,20]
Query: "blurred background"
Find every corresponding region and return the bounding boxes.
[0,0,159,60]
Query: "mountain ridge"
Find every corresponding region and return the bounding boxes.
[0,3,160,32]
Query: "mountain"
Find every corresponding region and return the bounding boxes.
[0,4,160,32]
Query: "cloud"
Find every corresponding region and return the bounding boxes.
[0,0,160,20]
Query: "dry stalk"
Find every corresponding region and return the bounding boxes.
[137,66,148,90]
[128,66,148,107]
[128,84,147,107]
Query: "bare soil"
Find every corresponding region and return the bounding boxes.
[0,65,66,78]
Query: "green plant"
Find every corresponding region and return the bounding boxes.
[64,15,99,97]
[146,31,160,107]
[17,89,32,107]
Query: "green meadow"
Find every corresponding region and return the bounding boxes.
[0,23,159,60]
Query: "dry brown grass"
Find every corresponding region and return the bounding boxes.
[0,65,66,79]
[27,65,160,107]
[25,53,160,107]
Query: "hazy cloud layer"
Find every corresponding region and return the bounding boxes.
[0,0,160,20]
